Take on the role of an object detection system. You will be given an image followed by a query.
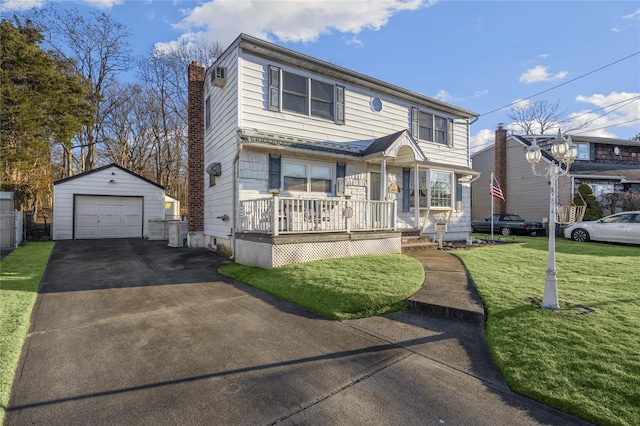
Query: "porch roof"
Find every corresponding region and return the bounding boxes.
[361,130,426,165]
[239,129,427,166]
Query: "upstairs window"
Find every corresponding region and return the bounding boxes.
[412,108,451,145]
[269,66,344,124]
[576,142,590,160]
[283,71,308,115]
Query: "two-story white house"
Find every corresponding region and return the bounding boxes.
[187,34,479,268]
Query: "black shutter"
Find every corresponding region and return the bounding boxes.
[268,66,280,111]
[269,154,281,191]
[411,107,419,138]
[335,86,345,125]
[402,168,411,212]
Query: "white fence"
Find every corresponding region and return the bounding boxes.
[239,196,396,236]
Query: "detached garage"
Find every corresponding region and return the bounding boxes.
[53,164,166,240]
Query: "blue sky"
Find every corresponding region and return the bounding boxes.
[4,0,639,152]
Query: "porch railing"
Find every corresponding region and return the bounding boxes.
[239,196,396,236]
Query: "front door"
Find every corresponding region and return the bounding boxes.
[370,172,381,201]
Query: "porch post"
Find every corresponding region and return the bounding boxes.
[380,158,387,201]
[272,193,279,237]
[414,164,420,230]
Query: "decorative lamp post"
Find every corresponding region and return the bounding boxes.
[525,130,577,309]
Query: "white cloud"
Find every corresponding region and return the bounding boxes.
[570,91,640,138]
[166,0,427,49]
[83,0,125,8]
[434,89,488,103]
[622,9,640,20]
[470,128,494,154]
[511,98,531,109]
[519,65,568,84]
[1,0,44,11]
[435,90,453,102]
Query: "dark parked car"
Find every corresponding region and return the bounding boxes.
[471,214,544,236]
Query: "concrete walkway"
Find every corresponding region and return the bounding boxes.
[4,239,590,425]
[405,249,486,323]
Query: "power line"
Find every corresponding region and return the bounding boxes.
[557,95,640,124]
[573,118,640,135]
[479,51,640,117]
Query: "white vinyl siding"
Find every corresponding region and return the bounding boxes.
[239,53,470,168]
[471,140,552,223]
[204,50,240,239]
[52,166,165,240]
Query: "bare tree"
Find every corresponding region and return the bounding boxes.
[31,7,133,172]
[134,41,223,206]
[507,99,586,135]
[100,83,155,172]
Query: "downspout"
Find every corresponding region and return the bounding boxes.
[466,115,479,167]
[230,139,244,260]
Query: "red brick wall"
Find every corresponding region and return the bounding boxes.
[188,61,205,233]
[494,125,507,214]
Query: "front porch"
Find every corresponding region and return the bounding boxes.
[236,195,400,268]
[239,195,397,235]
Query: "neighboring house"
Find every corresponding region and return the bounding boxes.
[53,164,167,240]
[471,126,640,223]
[164,194,181,220]
[188,33,479,269]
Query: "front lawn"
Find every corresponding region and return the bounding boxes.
[219,254,425,320]
[0,242,54,423]
[453,237,639,426]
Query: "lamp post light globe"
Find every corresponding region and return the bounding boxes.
[525,143,542,167]
[526,130,576,309]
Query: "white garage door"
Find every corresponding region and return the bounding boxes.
[75,195,143,239]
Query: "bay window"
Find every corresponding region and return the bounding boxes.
[409,170,454,209]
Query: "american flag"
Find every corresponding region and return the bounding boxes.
[490,175,505,201]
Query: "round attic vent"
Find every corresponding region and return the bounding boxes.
[369,97,383,112]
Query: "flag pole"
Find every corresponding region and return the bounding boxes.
[490,172,494,240]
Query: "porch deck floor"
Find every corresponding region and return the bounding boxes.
[404,250,486,324]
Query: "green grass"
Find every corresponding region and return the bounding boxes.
[219,254,425,320]
[0,242,54,422]
[453,236,640,426]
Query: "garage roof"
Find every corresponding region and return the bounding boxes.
[54,163,165,189]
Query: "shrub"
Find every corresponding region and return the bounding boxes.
[573,183,604,220]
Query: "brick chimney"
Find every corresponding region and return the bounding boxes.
[494,124,507,214]
[188,61,205,233]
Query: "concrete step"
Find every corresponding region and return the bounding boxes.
[401,235,438,253]
[404,299,485,324]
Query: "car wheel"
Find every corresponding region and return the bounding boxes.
[571,229,590,242]
[500,227,511,236]
[471,225,477,232]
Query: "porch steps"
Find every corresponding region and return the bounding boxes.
[400,233,438,253]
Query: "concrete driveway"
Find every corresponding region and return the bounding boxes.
[4,239,589,425]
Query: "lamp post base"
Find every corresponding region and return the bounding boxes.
[542,269,559,309]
